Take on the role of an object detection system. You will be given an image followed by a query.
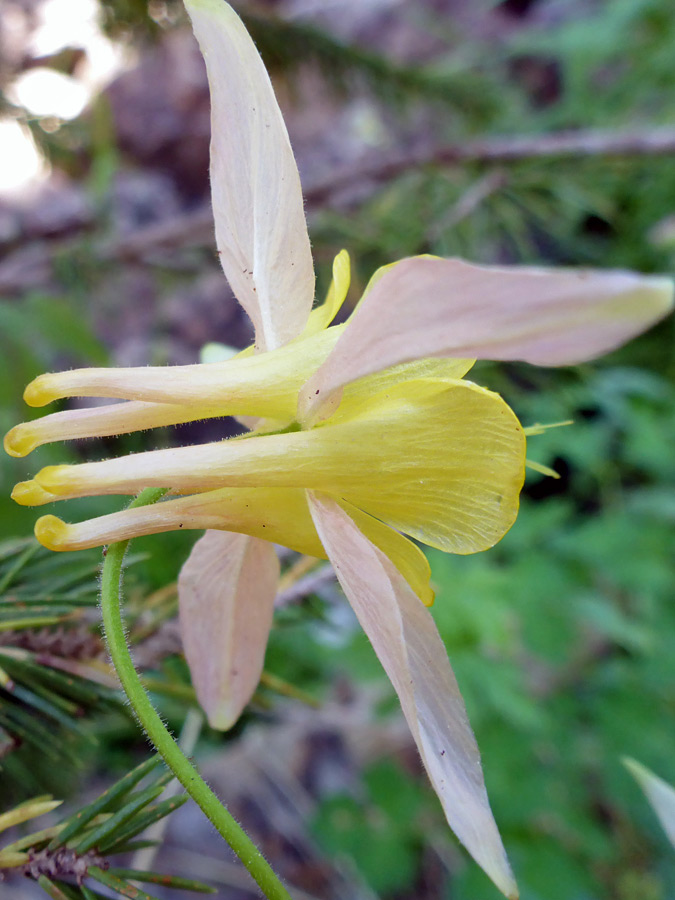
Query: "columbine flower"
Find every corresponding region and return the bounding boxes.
[4,1,673,896]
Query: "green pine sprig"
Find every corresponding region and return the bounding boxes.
[0,757,214,898]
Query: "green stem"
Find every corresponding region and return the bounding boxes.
[99,488,293,900]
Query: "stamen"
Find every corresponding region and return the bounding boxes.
[21,326,343,418]
[5,401,228,458]
[525,459,560,479]
[524,419,573,436]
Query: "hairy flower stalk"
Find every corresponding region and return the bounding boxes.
[4,1,673,897]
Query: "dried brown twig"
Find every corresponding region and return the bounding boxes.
[304,126,675,205]
[102,125,675,261]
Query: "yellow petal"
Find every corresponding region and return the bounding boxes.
[33,378,525,555]
[326,378,526,553]
[4,400,229,458]
[302,249,351,337]
[178,531,279,730]
[185,0,314,350]
[21,324,343,417]
[34,486,324,555]
[313,356,475,426]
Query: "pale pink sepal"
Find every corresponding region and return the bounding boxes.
[624,758,675,848]
[307,492,518,899]
[185,0,314,351]
[178,529,280,730]
[300,256,673,420]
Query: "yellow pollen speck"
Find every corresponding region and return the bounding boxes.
[3,424,37,458]
[35,515,69,551]
[11,480,57,506]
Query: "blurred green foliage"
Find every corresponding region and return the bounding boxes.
[1,0,674,898]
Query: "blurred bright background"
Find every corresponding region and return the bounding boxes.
[1,1,674,899]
